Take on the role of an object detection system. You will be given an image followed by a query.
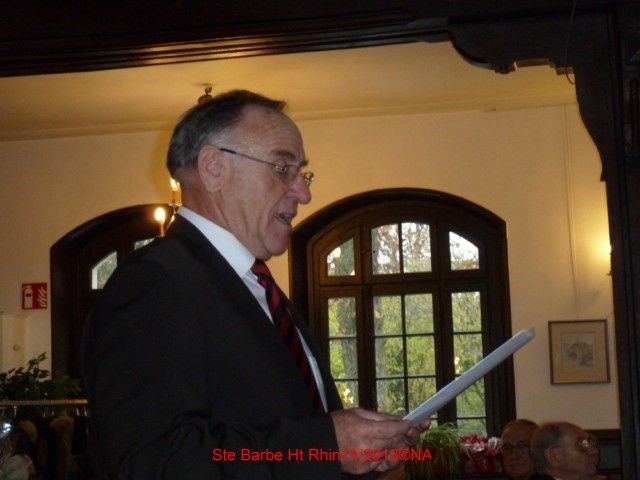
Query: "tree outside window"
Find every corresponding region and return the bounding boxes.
[291,190,514,437]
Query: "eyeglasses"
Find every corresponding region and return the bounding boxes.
[213,145,314,187]
[576,435,599,451]
[554,435,599,452]
[501,442,530,455]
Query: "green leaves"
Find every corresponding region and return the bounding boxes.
[406,423,463,480]
[0,352,81,400]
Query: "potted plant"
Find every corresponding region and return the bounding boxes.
[405,423,463,480]
[0,352,80,416]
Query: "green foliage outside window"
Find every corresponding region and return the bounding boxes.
[373,294,438,416]
[450,232,479,270]
[327,224,488,435]
[452,291,486,435]
[327,238,355,276]
[402,223,431,272]
[91,251,117,289]
[372,224,400,274]
[328,297,358,407]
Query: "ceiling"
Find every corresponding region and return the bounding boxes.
[0,41,576,141]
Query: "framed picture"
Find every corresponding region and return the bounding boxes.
[548,320,610,384]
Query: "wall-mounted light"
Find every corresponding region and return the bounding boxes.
[153,178,182,237]
[170,178,180,206]
[154,207,167,237]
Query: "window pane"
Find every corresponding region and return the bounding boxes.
[456,378,485,416]
[376,379,405,415]
[454,334,483,374]
[134,238,154,249]
[373,295,402,335]
[330,339,358,379]
[401,222,431,272]
[457,418,487,437]
[450,232,480,270]
[405,293,433,333]
[372,224,400,274]
[91,251,117,290]
[327,238,355,276]
[335,380,359,408]
[452,291,482,332]
[406,336,436,375]
[408,377,436,411]
[328,297,356,337]
[375,337,404,376]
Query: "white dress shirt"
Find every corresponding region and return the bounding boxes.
[178,207,328,411]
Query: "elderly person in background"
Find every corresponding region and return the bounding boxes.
[500,419,538,480]
[530,422,614,480]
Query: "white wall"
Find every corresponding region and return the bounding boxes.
[0,130,171,368]
[0,104,617,428]
[0,312,27,371]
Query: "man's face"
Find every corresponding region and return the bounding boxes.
[549,426,599,480]
[216,105,311,260]
[501,424,536,480]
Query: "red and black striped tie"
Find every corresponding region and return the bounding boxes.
[251,259,324,414]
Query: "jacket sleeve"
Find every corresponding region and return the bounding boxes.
[82,259,343,480]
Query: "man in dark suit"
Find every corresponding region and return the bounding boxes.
[82,90,426,479]
[530,422,605,480]
[501,419,538,480]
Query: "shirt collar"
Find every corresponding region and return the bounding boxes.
[177,206,255,278]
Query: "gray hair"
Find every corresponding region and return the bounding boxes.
[166,90,286,180]
[530,421,573,472]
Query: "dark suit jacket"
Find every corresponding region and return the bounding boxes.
[82,216,348,479]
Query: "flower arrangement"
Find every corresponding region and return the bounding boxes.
[459,434,502,474]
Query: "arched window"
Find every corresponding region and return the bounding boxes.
[50,204,171,379]
[290,189,514,435]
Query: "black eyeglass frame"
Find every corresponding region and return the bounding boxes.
[212,145,314,187]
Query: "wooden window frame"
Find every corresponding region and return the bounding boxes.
[50,204,169,378]
[290,188,514,435]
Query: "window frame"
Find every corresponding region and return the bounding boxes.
[50,204,170,378]
[290,188,514,435]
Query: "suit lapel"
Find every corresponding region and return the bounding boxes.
[165,215,340,411]
[287,299,343,411]
[165,216,272,328]
[164,216,311,371]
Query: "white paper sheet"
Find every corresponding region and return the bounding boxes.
[403,328,535,426]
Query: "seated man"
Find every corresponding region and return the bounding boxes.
[530,422,613,480]
[501,419,538,480]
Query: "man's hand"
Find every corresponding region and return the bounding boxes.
[403,416,431,448]
[331,408,430,475]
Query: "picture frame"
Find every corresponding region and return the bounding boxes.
[548,319,610,384]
